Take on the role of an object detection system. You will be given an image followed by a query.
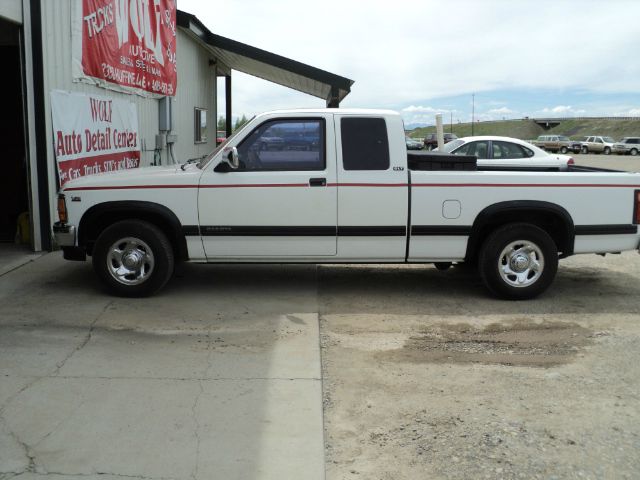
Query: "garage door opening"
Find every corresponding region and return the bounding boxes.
[0,18,30,247]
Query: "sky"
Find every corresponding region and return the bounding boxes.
[178,0,640,127]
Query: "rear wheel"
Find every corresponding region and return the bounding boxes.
[92,220,174,297]
[630,148,638,156]
[434,262,452,271]
[479,223,558,300]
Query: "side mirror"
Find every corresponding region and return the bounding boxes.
[228,147,239,169]
[214,147,239,173]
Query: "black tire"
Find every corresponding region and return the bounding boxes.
[604,147,611,155]
[630,148,638,156]
[478,223,558,300]
[92,220,174,297]
[581,146,588,154]
[434,262,452,271]
[560,146,568,154]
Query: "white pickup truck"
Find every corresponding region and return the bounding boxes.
[53,109,640,299]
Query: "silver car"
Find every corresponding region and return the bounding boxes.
[612,137,640,156]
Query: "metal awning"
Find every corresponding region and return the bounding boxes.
[177,10,354,107]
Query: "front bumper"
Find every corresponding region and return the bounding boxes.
[53,222,76,246]
[53,222,86,261]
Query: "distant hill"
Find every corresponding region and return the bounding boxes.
[404,122,432,131]
[408,118,640,141]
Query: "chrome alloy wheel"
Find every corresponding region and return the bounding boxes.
[498,240,544,288]
[106,237,155,286]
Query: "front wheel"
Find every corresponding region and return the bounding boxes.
[581,146,588,154]
[560,146,568,154]
[92,220,175,297]
[604,147,611,155]
[479,223,558,300]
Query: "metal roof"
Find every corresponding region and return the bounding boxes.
[177,10,354,107]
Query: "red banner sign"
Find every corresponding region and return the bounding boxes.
[73,0,177,97]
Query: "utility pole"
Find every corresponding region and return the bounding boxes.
[471,93,475,136]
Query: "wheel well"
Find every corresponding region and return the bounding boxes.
[78,202,189,261]
[465,202,574,262]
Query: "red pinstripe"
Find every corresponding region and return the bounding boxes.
[63,182,640,191]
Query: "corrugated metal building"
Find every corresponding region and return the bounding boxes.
[0,0,353,254]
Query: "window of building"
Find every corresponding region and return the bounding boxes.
[341,117,390,170]
[235,119,325,171]
[194,108,208,143]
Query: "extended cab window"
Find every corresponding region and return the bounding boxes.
[341,117,390,170]
[235,119,325,171]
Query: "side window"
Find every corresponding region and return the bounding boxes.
[454,140,489,159]
[235,119,325,171]
[492,141,530,159]
[341,117,390,170]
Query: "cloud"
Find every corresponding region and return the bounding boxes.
[180,0,640,116]
[487,107,515,115]
[402,105,441,114]
[539,105,587,116]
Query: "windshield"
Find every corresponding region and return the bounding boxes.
[196,116,256,169]
[558,136,570,141]
[603,137,615,143]
[441,139,464,153]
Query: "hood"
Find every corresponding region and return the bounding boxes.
[60,164,200,191]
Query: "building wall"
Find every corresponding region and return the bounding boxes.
[0,0,23,24]
[39,0,216,229]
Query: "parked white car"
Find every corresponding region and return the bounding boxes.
[439,136,575,170]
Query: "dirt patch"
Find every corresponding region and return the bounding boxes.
[377,320,593,367]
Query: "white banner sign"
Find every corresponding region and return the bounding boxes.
[51,90,141,187]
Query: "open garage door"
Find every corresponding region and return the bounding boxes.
[0,18,30,246]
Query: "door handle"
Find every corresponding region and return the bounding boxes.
[309,177,327,187]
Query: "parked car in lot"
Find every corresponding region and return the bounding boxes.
[612,137,640,156]
[216,131,227,145]
[532,135,582,154]
[406,137,424,150]
[440,136,575,170]
[579,136,616,155]
[423,132,457,150]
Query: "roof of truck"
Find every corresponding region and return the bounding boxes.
[261,108,400,116]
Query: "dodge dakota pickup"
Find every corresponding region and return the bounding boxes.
[53,109,640,299]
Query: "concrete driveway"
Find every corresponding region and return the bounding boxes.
[0,256,324,480]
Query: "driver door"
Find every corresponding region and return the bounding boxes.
[198,114,338,259]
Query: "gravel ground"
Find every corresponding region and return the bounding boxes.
[320,226,640,477]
